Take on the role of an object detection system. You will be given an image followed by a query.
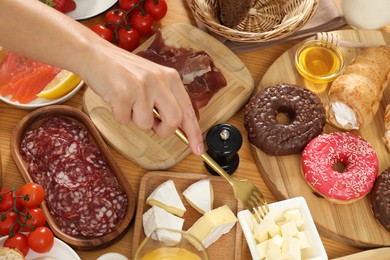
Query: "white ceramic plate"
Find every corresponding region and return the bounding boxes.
[0,235,81,260]
[238,197,328,260]
[0,81,84,109]
[67,0,118,20]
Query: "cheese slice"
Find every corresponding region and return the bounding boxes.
[142,205,184,245]
[183,178,214,214]
[146,180,186,217]
[187,205,237,248]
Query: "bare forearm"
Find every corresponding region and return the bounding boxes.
[0,0,101,75]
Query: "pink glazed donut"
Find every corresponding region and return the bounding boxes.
[301,132,378,204]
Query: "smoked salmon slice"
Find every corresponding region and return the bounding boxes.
[0,51,60,103]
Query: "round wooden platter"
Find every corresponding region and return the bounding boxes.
[252,30,390,248]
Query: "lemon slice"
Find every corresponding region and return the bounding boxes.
[37,70,81,99]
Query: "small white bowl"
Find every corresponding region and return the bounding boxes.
[238,197,327,260]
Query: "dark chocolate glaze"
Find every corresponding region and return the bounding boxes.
[244,83,326,156]
[370,169,390,232]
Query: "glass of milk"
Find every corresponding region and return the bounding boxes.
[340,0,390,30]
[134,228,209,260]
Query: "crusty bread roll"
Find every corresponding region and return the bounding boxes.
[326,45,390,130]
[0,247,25,260]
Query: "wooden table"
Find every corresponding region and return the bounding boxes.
[1,0,389,259]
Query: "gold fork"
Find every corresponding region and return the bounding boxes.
[153,109,269,222]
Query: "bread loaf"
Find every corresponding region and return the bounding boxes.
[326,45,390,130]
[217,0,251,29]
[0,247,25,260]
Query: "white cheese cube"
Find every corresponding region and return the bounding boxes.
[256,240,270,259]
[265,246,282,260]
[268,234,283,250]
[183,178,214,214]
[281,221,299,238]
[282,236,301,260]
[295,231,310,249]
[283,208,304,228]
[187,205,237,248]
[146,180,186,217]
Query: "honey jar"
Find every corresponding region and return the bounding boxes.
[294,40,345,84]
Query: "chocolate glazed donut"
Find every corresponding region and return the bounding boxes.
[244,83,326,156]
[370,169,390,232]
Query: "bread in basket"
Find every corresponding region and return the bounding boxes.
[188,0,319,43]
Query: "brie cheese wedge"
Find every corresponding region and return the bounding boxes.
[142,205,184,245]
[183,178,214,214]
[187,205,237,248]
[146,180,186,217]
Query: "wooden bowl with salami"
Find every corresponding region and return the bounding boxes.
[10,105,136,250]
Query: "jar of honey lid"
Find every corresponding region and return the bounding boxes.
[294,40,345,84]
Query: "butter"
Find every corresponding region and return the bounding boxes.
[187,205,237,248]
[183,178,214,214]
[146,180,186,217]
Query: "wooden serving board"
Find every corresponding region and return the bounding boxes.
[131,171,243,259]
[83,23,254,170]
[252,30,390,248]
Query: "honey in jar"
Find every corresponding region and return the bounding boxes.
[295,40,345,83]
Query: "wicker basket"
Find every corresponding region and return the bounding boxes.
[188,0,319,43]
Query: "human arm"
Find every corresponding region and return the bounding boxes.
[0,0,204,155]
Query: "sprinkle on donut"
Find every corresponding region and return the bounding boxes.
[302,132,378,204]
[244,83,326,156]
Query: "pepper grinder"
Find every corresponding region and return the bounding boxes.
[204,123,242,175]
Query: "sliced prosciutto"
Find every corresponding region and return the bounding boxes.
[137,30,227,117]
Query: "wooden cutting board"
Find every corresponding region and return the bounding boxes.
[253,30,390,247]
[131,171,243,259]
[83,23,253,170]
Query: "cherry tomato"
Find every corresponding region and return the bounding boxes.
[0,211,20,236]
[144,0,168,21]
[19,183,45,208]
[119,0,141,13]
[91,24,114,42]
[4,232,29,256]
[19,207,46,232]
[130,12,154,36]
[105,9,127,30]
[28,227,54,253]
[0,188,23,212]
[117,28,140,52]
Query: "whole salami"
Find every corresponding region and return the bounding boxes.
[20,116,128,237]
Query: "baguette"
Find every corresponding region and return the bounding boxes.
[326,45,390,130]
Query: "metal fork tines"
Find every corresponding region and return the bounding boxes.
[153,109,270,222]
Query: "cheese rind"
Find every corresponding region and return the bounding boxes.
[187,205,237,248]
[142,205,184,245]
[146,180,186,217]
[183,178,214,214]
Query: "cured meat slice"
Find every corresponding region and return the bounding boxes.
[137,30,227,116]
[53,154,95,189]
[45,181,93,218]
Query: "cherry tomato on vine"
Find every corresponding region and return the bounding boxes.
[19,207,46,232]
[19,183,45,208]
[4,232,30,256]
[144,0,168,21]
[130,12,154,36]
[27,227,54,253]
[119,0,141,14]
[105,9,127,30]
[117,28,140,52]
[0,211,20,236]
[0,188,23,212]
[91,24,114,42]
